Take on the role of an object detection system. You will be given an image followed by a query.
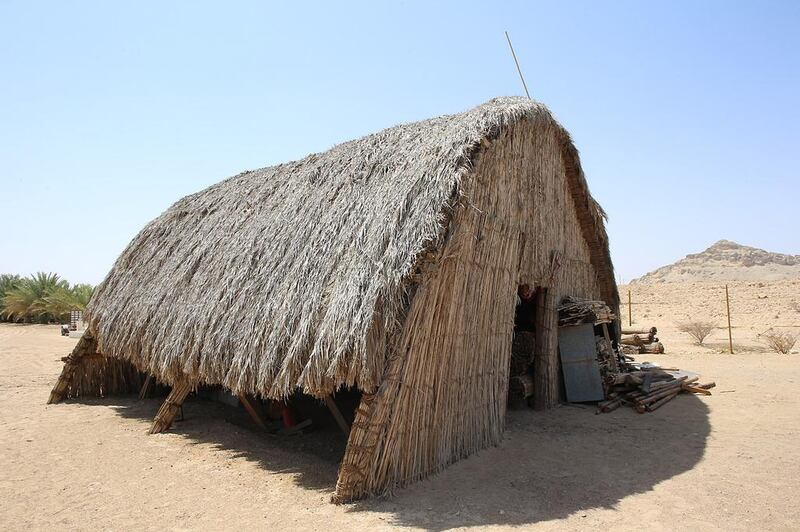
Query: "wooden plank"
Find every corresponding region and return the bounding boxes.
[601,322,618,373]
[279,419,312,436]
[682,384,712,396]
[149,381,192,434]
[324,396,351,437]
[601,322,612,343]
[238,394,267,430]
[647,391,680,411]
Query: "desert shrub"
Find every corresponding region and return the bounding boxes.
[761,330,798,354]
[677,320,716,345]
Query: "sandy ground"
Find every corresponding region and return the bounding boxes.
[1,280,799,531]
[621,279,800,354]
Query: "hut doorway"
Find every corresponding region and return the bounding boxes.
[508,284,540,408]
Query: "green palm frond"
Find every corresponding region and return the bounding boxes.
[1,272,93,322]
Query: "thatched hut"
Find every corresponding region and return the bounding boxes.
[49,97,618,502]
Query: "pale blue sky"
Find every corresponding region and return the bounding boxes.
[1,1,798,285]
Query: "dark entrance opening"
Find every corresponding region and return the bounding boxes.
[198,386,360,461]
[508,284,541,408]
[139,374,360,461]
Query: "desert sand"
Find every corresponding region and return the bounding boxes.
[1,280,799,531]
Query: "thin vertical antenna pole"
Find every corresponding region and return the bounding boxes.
[725,285,734,354]
[505,31,531,99]
[628,289,632,327]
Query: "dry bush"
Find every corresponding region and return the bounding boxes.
[677,320,716,345]
[760,330,798,354]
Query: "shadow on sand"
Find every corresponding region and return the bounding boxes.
[64,391,710,529]
[703,340,769,353]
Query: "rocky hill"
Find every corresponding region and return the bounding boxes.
[632,240,800,283]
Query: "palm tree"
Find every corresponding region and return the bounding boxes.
[0,274,21,295]
[3,282,40,321]
[42,283,95,320]
[0,274,22,321]
[69,284,94,310]
[2,272,68,322]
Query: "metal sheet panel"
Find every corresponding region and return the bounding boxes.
[558,323,605,402]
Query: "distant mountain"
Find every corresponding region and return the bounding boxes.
[631,240,800,283]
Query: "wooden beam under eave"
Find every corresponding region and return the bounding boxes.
[138,374,154,400]
[149,381,193,434]
[238,394,267,430]
[324,396,351,437]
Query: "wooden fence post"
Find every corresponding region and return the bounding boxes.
[725,284,734,354]
[628,289,632,327]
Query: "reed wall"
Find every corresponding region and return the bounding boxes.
[48,335,144,403]
[334,116,605,501]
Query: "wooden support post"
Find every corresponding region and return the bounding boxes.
[725,284,734,354]
[533,288,559,410]
[48,334,94,404]
[138,375,154,400]
[149,381,192,434]
[324,396,351,437]
[601,323,618,373]
[628,289,632,327]
[601,322,611,343]
[48,358,80,404]
[238,394,267,430]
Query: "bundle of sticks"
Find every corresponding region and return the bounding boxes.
[620,326,664,354]
[558,296,616,327]
[597,366,715,414]
[596,336,619,375]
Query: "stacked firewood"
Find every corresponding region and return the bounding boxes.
[620,326,665,354]
[507,331,535,409]
[596,336,618,374]
[597,364,715,414]
[558,296,615,326]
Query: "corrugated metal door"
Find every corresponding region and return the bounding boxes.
[558,323,604,402]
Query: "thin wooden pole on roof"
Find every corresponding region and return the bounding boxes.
[505,31,531,100]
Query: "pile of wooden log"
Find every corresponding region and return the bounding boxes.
[558,296,616,327]
[597,364,714,414]
[620,326,665,354]
[596,336,619,375]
